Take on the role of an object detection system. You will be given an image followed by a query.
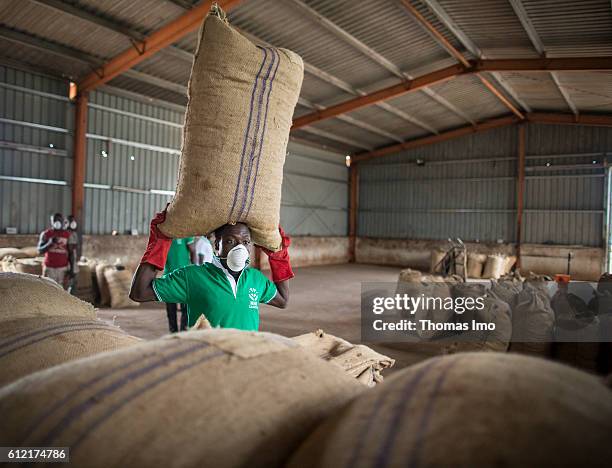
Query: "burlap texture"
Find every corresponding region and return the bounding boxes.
[287,353,612,468]
[509,283,554,357]
[95,263,112,306]
[0,329,364,468]
[0,247,27,260]
[0,272,95,321]
[482,254,506,279]
[292,329,395,387]
[103,267,139,308]
[14,257,43,275]
[159,14,303,251]
[0,316,140,386]
[466,252,486,278]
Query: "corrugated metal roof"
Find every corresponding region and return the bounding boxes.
[434,0,540,58]
[0,0,610,155]
[521,0,612,57]
[490,71,568,112]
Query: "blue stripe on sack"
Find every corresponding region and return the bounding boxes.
[243,47,281,219]
[69,350,226,453]
[406,358,458,468]
[18,339,185,446]
[236,46,277,220]
[0,320,103,350]
[371,359,440,468]
[37,341,211,446]
[228,47,269,222]
[0,323,123,358]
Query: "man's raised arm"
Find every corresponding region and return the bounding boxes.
[129,208,172,302]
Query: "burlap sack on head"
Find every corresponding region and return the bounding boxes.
[103,266,139,308]
[158,10,304,251]
[292,329,395,387]
[288,353,612,468]
[0,316,141,387]
[0,329,364,468]
[0,272,95,321]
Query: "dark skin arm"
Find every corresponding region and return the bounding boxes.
[267,279,289,309]
[188,241,197,265]
[129,262,158,302]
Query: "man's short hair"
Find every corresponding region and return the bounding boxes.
[214,223,249,239]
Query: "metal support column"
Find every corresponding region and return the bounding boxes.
[349,163,359,262]
[71,91,88,224]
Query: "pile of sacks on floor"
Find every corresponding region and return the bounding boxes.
[0,246,138,308]
[397,267,612,374]
[1,272,611,467]
[430,249,517,279]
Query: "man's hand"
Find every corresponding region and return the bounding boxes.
[261,226,294,283]
[140,205,173,271]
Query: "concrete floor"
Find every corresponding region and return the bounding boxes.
[96,263,441,372]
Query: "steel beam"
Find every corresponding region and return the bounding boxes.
[349,164,359,262]
[78,0,243,92]
[352,115,520,163]
[527,112,612,127]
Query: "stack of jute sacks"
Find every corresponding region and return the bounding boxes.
[0,246,44,274]
[396,268,612,374]
[157,6,304,250]
[0,328,366,468]
[2,336,611,467]
[0,272,141,387]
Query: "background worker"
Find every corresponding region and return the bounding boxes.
[37,213,75,289]
[129,208,291,330]
[163,237,197,333]
[195,234,214,265]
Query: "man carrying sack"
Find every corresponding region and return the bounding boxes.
[129,208,292,331]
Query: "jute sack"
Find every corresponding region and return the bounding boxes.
[0,329,364,468]
[509,283,554,357]
[0,247,27,260]
[489,278,522,306]
[482,254,505,279]
[0,272,95,321]
[95,263,112,306]
[158,9,304,250]
[287,353,612,468]
[103,266,139,308]
[292,329,395,387]
[19,246,40,258]
[14,257,43,275]
[466,252,486,278]
[73,261,95,304]
[551,289,600,373]
[0,316,141,387]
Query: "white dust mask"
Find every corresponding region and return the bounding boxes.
[52,221,63,230]
[225,244,249,272]
[69,221,77,230]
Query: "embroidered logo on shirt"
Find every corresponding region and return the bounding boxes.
[248,287,258,309]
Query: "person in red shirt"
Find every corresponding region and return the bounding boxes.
[37,213,76,289]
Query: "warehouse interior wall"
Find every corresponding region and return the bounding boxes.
[356,123,611,280]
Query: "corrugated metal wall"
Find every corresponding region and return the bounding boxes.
[0,65,72,233]
[0,65,348,236]
[359,124,611,247]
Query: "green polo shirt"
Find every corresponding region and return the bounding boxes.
[152,257,277,330]
[164,237,194,274]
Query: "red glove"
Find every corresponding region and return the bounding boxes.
[261,226,294,282]
[140,206,172,270]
